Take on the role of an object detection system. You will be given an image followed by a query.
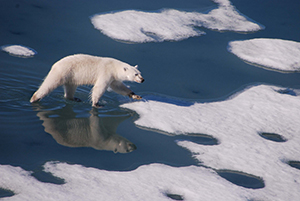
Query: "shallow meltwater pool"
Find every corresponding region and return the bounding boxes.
[1,0,300,200]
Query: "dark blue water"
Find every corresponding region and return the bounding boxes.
[0,0,299,189]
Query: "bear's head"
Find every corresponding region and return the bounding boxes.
[122,65,144,83]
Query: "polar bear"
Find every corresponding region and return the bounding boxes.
[30,54,144,107]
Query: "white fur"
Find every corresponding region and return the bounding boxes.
[30,54,144,107]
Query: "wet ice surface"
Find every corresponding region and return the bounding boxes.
[228,38,300,72]
[91,0,264,43]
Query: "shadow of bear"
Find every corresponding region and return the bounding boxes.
[36,105,136,153]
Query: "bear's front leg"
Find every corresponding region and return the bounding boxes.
[128,92,142,100]
[110,81,142,100]
[91,80,109,108]
[64,84,81,102]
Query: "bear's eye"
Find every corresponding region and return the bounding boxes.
[135,73,138,76]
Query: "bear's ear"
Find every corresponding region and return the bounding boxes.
[134,65,138,69]
[123,67,128,71]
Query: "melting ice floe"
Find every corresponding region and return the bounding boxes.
[122,84,300,200]
[1,85,300,200]
[90,0,264,43]
[228,38,300,72]
[0,162,254,201]
[1,45,37,58]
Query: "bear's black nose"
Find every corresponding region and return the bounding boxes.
[141,78,145,83]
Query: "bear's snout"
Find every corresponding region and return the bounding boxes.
[135,75,144,83]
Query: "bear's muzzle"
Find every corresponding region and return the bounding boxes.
[135,75,144,83]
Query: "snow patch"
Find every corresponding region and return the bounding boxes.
[0,162,252,201]
[228,38,300,72]
[90,0,264,43]
[1,45,37,58]
[122,84,300,200]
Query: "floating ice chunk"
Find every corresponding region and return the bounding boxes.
[122,84,300,138]
[91,0,264,43]
[122,85,300,200]
[0,162,253,201]
[91,9,205,43]
[228,38,300,72]
[1,45,37,58]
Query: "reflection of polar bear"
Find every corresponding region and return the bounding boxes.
[36,106,136,153]
[30,54,144,107]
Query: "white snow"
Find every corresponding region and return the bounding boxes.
[228,38,300,72]
[121,84,300,200]
[0,162,252,201]
[1,84,300,201]
[90,0,264,43]
[1,45,37,58]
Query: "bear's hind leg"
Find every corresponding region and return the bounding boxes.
[64,84,81,102]
[30,73,63,103]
